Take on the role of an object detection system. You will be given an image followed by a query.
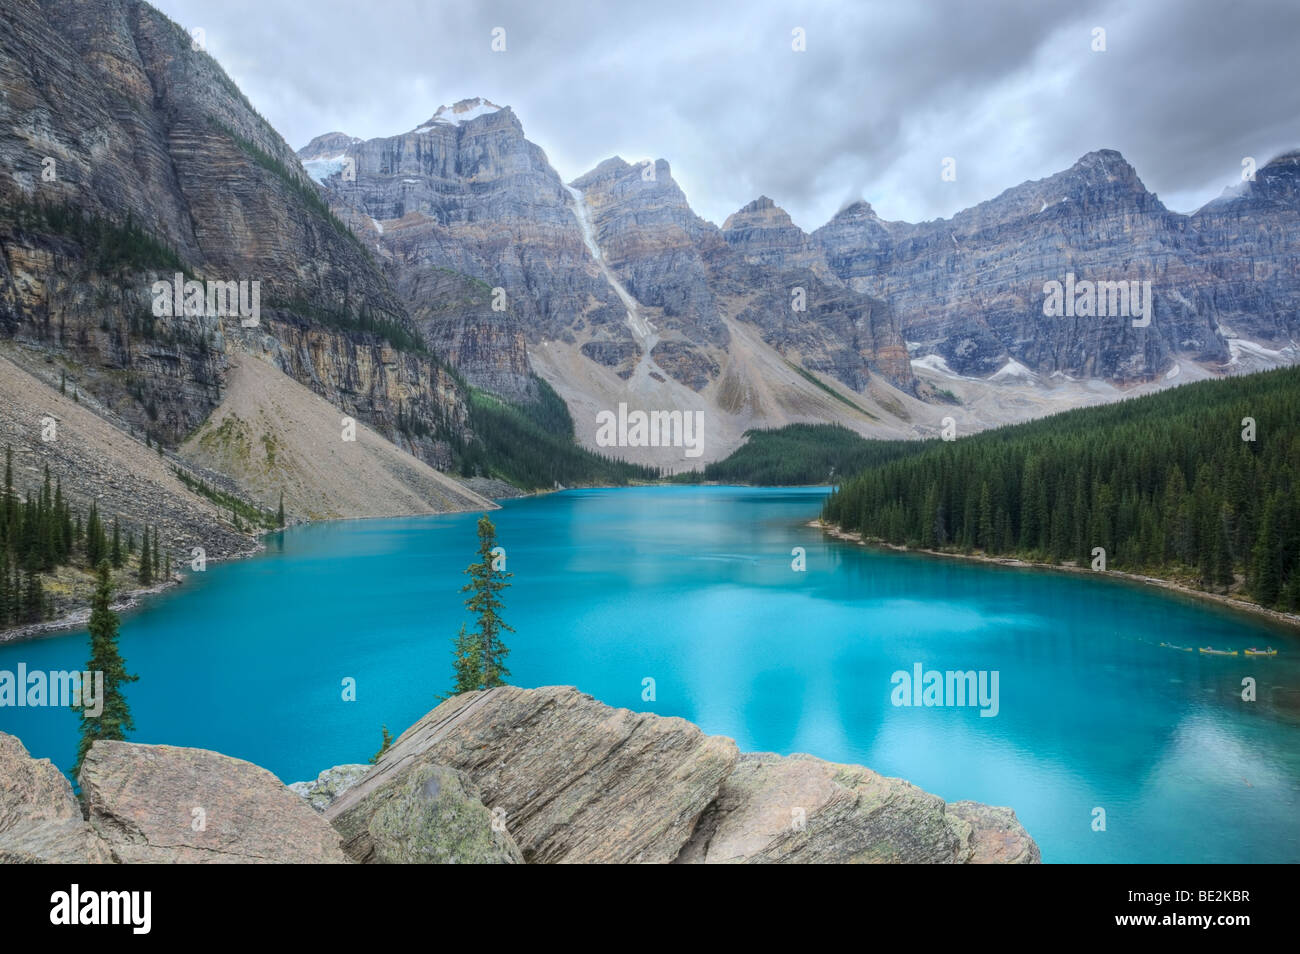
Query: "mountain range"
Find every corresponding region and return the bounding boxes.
[2,0,1298,533]
[299,96,1300,463]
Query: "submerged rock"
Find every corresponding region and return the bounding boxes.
[0,732,112,864]
[327,686,739,863]
[329,759,523,864]
[79,741,349,863]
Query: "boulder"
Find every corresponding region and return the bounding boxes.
[289,763,371,812]
[327,686,739,863]
[79,741,349,863]
[675,752,1039,864]
[329,758,523,864]
[947,801,1041,864]
[0,732,112,863]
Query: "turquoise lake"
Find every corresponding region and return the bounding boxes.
[1,485,1298,863]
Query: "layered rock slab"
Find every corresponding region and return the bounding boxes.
[79,741,349,863]
[326,686,739,863]
[675,752,1040,864]
[328,760,523,864]
[0,732,112,863]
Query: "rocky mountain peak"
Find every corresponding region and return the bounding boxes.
[739,195,777,213]
[832,199,879,220]
[299,131,361,160]
[412,97,505,132]
[1059,148,1151,198]
[722,195,796,231]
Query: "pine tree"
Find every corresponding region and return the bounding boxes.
[1251,497,1280,605]
[138,529,152,585]
[110,517,123,569]
[152,528,161,576]
[85,503,103,567]
[73,561,137,780]
[457,515,513,690]
[277,492,285,529]
[450,623,482,694]
[21,568,43,623]
[977,482,994,551]
[369,725,394,764]
[0,547,10,626]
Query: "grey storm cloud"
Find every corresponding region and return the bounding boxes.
[152,0,1299,228]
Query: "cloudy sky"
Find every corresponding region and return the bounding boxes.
[152,0,1299,229]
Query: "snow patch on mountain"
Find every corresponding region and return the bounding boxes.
[990,358,1038,382]
[301,155,350,185]
[911,353,962,377]
[413,98,503,132]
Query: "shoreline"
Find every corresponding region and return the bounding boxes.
[810,518,1300,634]
[0,488,518,645]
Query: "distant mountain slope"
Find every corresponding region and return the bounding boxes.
[812,150,1300,381]
[179,355,491,520]
[0,0,470,469]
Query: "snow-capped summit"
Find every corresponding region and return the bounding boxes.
[411,97,504,133]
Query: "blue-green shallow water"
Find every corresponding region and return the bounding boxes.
[2,485,1298,863]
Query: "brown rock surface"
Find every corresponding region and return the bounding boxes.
[0,731,113,863]
[79,741,349,863]
[675,751,1039,864]
[327,686,739,863]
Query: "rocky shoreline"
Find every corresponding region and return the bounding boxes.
[811,519,1300,632]
[0,685,1040,864]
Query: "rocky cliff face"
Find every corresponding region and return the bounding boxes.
[1189,150,1300,350]
[0,0,470,466]
[300,99,620,402]
[812,149,1300,381]
[572,159,916,394]
[301,108,923,466]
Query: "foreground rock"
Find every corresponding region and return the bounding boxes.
[675,752,1040,864]
[288,764,371,813]
[947,801,1042,864]
[329,760,523,864]
[80,742,349,864]
[0,733,112,864]
[327,686,739,863]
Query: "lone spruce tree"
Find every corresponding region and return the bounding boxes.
[74,561,137,781]
[137,528,152,585]
[453,514,513,691]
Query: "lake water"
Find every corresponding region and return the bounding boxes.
[2,485,1297,863]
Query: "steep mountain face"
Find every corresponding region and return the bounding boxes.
[1190,150,1300,353]
[299,100,624,402]
[301,107,922,465]
[813,150,1300,381]
[721,196,834,279]
[568,160,914,395]
[0,0,469,468]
